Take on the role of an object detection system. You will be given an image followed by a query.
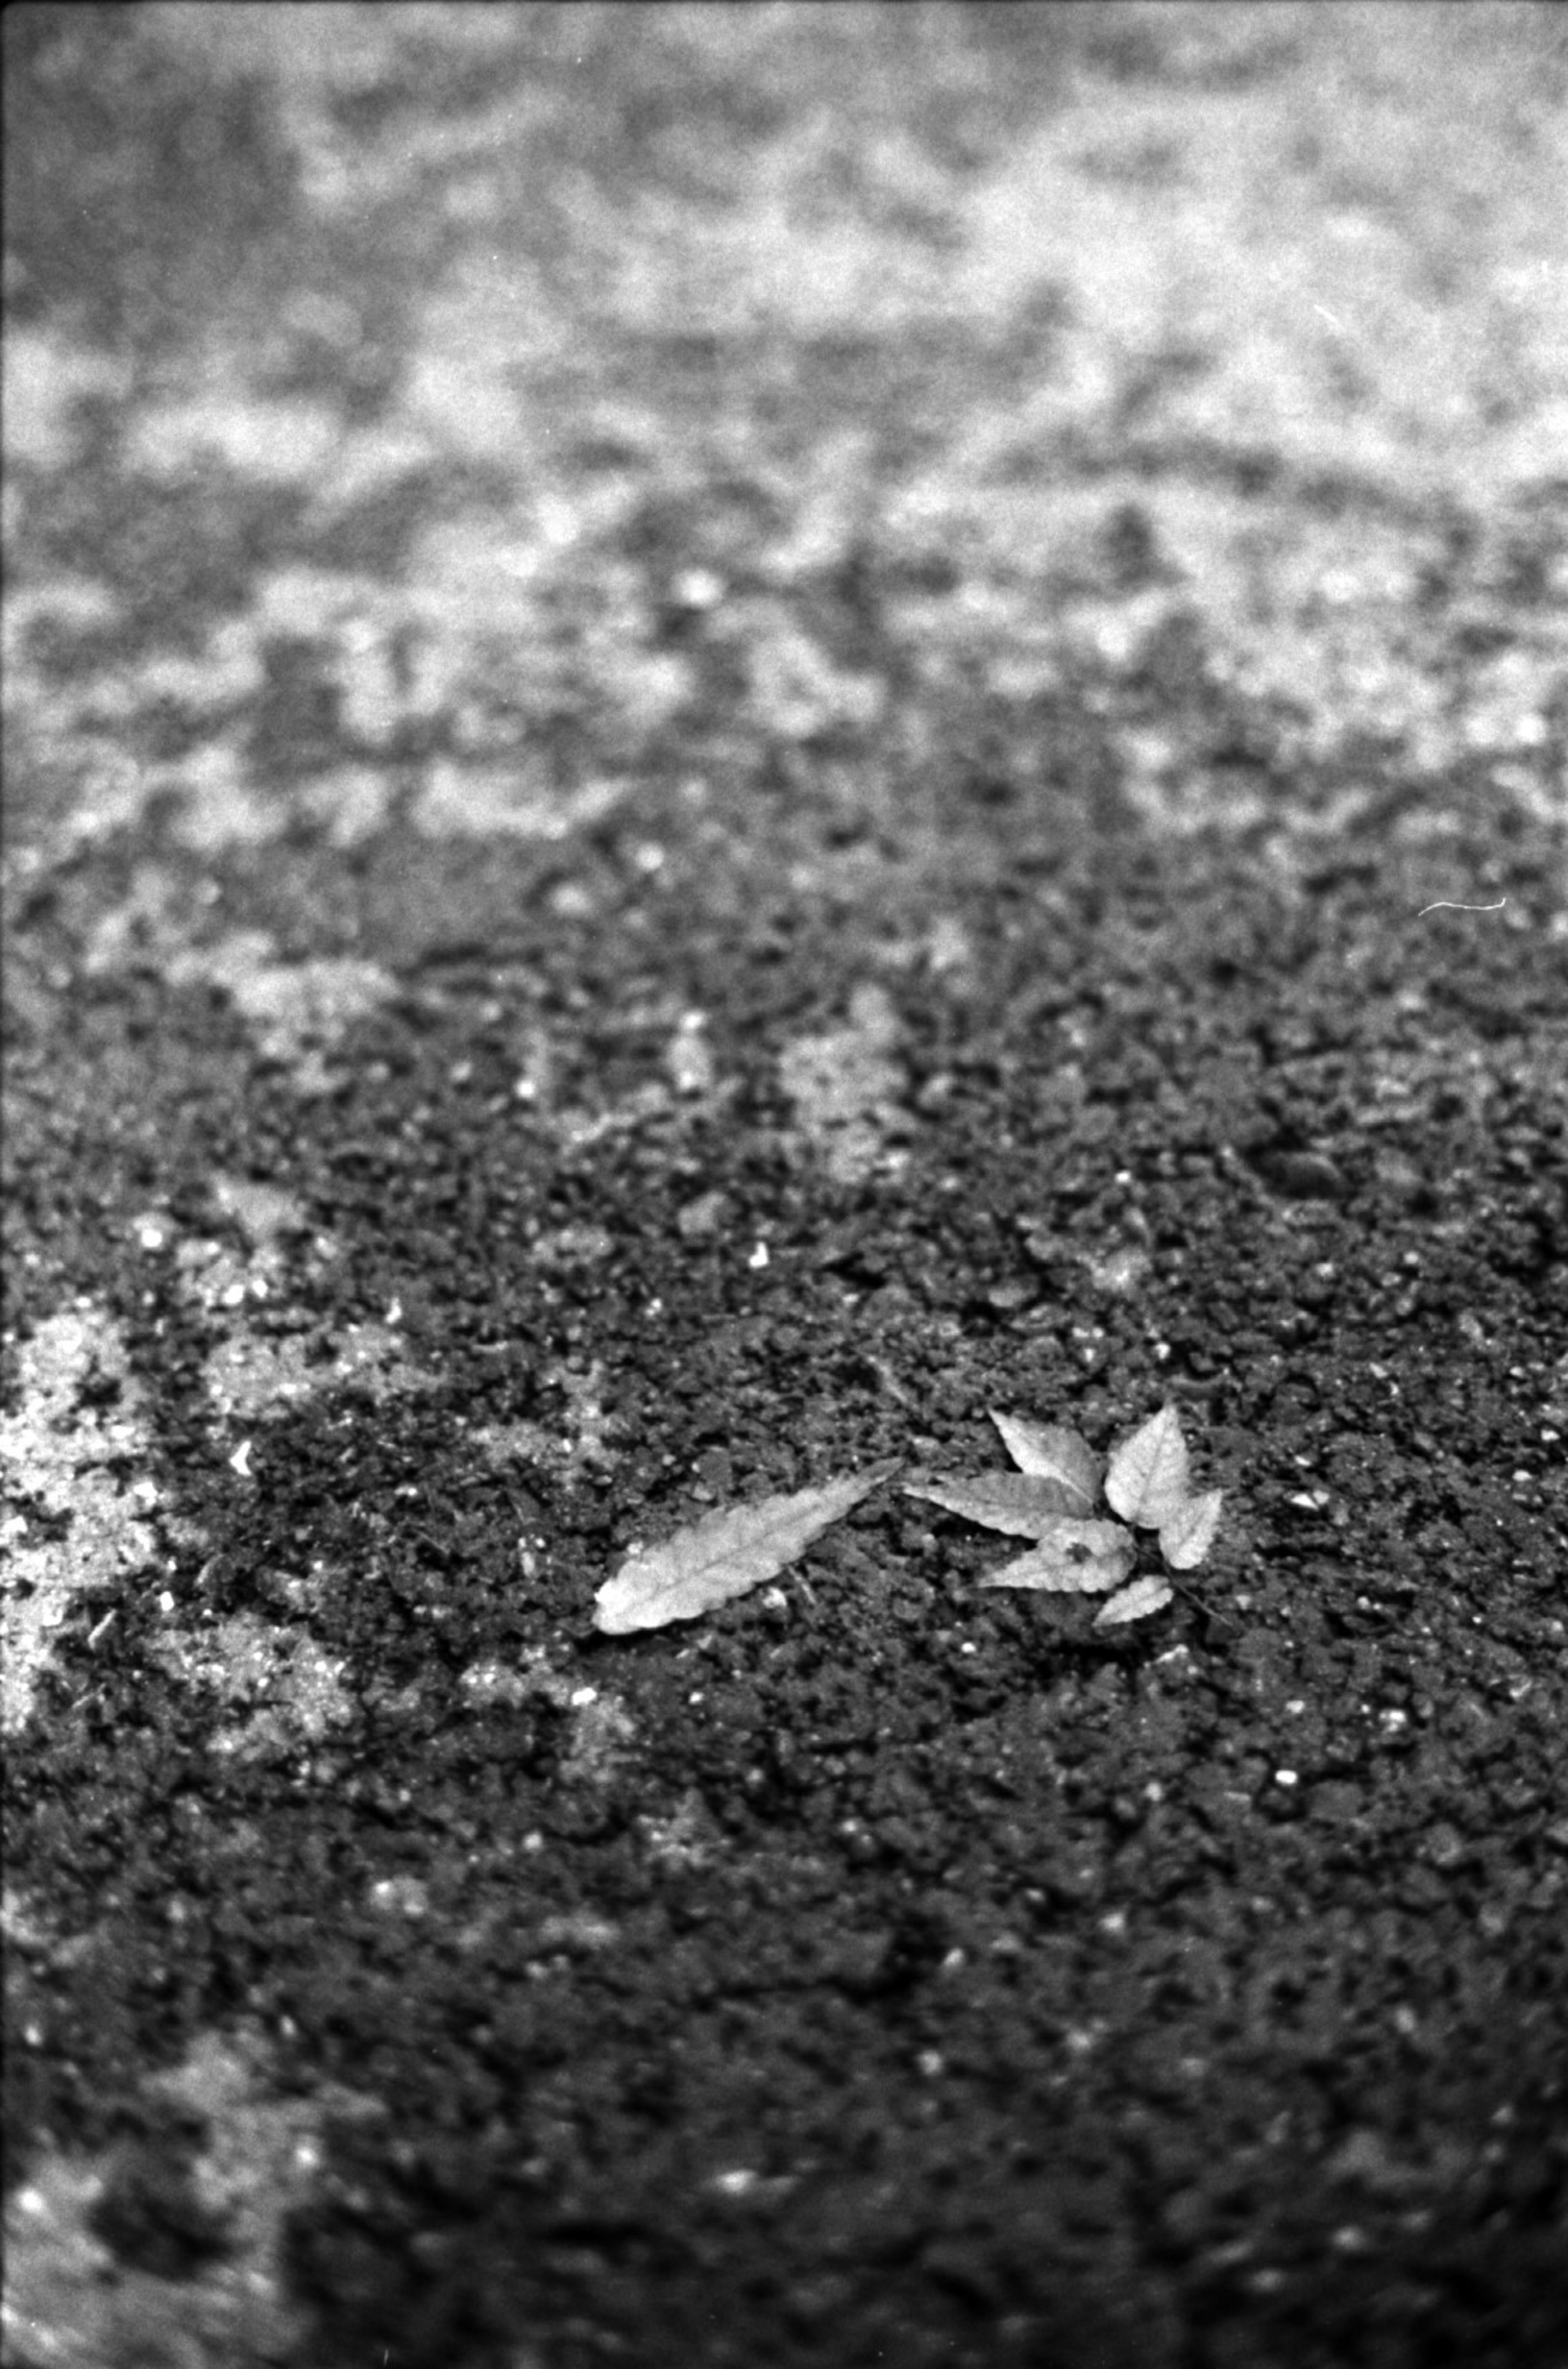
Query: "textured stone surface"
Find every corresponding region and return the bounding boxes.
[4,8,1565,2366]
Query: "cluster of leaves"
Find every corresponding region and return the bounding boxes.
[904,1403,1223,1628]
[592,1405,1222,1636]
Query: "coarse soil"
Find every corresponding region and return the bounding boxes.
[2,8,1566,2369]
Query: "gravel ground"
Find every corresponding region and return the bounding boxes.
[3,7,1566,2367]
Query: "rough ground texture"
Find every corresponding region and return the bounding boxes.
[3,7,1566,2366]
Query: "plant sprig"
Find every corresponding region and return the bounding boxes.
[906,1402,1223,1627]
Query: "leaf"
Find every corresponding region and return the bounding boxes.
[978,1517,1136,1595]
[1094,1574,1174,1627]
[988,1412,1101,1510]
[1158,1488,1224,1571]
[903,1471,1087,1536]
[594,1462,896,1634]
[1104,1403,1192,1528]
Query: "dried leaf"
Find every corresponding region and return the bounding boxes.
[978,1517,1136,1595]
[988,1412,1101,1510]
[904,1471,1087,1536]
[1158,1488,1224,1571]
[1094,1574,1173,1627]
[595,1462,895,1634]
[1104,1403,1191,1528]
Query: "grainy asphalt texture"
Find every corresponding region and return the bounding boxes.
[3,7,1566,2367]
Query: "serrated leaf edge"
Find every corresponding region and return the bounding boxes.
[1104,1402,1193,1528]
[1158,1488,1224,1571]
[978,1517,1136,1595]
[595,1460,897,1634]
[1095,1574,1174,1627]
[987,1411,1101,1509]
[903,1471,1089,1536]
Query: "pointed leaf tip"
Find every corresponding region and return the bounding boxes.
[988,1412,1101,1509]
[1104,1402,1192,1528]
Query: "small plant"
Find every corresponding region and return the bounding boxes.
[904,1402,1223,1627]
